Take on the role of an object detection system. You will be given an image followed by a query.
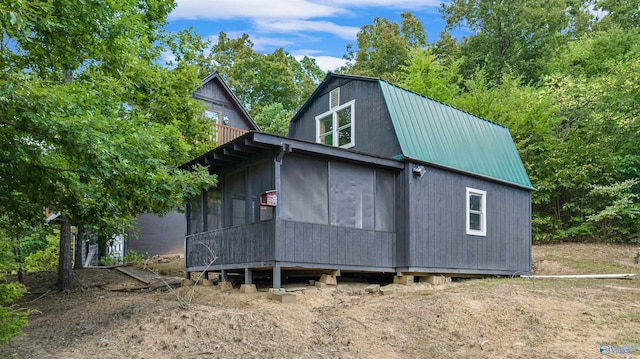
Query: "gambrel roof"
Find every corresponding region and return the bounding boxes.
[379,80,533,190]
[291,73,533,190]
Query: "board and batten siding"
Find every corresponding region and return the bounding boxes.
[127,211,185,256]
[288,78,402,159]
[274,220,395,270]
[404,165,531,274]
[193,80,253,131]
[185,220,275,269]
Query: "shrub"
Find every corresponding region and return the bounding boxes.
[25,245,58,272]
[0,282,29,345]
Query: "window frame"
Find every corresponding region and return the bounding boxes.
[315,99,355,149]
[465,187,487,236]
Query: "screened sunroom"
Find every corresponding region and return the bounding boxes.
[182,132,403,288]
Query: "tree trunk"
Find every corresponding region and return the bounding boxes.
[74,224,84,269]
[57,217,73,291]
[12,237,24,285]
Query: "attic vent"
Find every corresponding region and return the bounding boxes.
[329,88,340,109]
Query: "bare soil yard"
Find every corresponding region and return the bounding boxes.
[2,243,640,358]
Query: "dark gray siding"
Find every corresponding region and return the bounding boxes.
[186,220,275,269]
[405,165,531,274]
[193,80,253,131]
[127,211,185,256]
[275,220,395,270]
[288,78,402,158]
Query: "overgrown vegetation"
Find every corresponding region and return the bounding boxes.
[0,282,29,345]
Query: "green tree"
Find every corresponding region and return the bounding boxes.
[440,0,591,84]
[205,32,323,119]
[1,0,217,293]
[594,0,640,30]
[343,12,427,82]
[534,26,640,241]
[253,103,294,136]
[401,47,462,103]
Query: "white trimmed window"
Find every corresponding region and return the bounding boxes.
[316,89,354,148]
[466,187,486,236]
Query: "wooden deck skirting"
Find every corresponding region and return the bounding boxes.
[215,123,248,146]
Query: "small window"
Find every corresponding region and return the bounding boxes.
[466,187,486,236]
[316,100,355,148]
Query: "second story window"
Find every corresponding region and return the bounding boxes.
[316,88,355,148]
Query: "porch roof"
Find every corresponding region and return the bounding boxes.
[180,132,405,172]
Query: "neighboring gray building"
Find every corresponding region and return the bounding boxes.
[126,72,258,256]
[182,73,534,287]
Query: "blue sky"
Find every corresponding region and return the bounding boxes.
[165,0,456,72]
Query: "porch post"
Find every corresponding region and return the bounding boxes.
[245,267,253,285]
[273,263,281,289]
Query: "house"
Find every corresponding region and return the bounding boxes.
[126,72,259,257]
[181,73,534,288]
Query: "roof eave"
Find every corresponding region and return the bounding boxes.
[398,155,536,191]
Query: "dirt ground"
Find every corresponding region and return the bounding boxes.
[2,243,640,358]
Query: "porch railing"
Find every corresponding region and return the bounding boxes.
[215,123,249,146]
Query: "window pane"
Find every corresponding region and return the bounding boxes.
[338,127,351,146]
[469,194,482,211]
[320,133,333,145]
[204,110,219,123]
[337,107,351,127]
[319,115,333,134]
[469,213,481,230]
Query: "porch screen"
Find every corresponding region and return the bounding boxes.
[281,155,328,224]
[329,162,374,230]
[206,185,222,231]
[248,160,274,222]
[375,170,395,231]
[224,170,245,226]
[188,191,204,234]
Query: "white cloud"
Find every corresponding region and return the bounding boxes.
[170,0,345,20]
[295,54,347,72]
[161,50,176,65]
[254,19,359,40]
[325,0,441,9]
[170,0,444,66]
[250,36,295,51]
[207,31,294,52]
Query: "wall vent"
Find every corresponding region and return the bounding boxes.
[329,88,340,109]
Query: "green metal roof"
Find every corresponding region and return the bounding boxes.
[379,80,534,190]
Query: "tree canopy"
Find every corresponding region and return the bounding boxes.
[1,0,217,294]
